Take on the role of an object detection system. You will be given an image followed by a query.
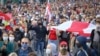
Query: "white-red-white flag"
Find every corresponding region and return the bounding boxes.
[45,2,52,22]
[55,21,96,37]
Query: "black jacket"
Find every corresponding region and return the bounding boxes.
[14,29,24,42]
[35,25,47,41]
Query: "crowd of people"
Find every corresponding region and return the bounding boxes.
[0,0,100,56]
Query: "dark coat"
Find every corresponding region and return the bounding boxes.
[35,25,47,41]
[14,29,24,42]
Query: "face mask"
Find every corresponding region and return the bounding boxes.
[86,42,91,47]
[16,28,20,31]
[41,15,44,17]
[56,16,59,19]
[46,49,51,55]
[21,43,28,49]
[3,36,8,41]
[96,26,100,32]
[61,48,67,55]
[38,23,43,25]
[24,33,27,36]
[20,27,24,32]
[9,37,14,42]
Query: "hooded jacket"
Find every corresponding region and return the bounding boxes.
[75,36,90,56]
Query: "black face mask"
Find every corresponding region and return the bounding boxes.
[38,23,43,25]
[15,28,20,31]
[76,43,82,48]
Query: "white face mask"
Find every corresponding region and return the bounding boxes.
[41,15,44,17]
[56,16,59,19]
[20,27,24,32]
[9,37,14,42]
[96,25,100,31]
[86,42,91,47]
[24,33,27,36]
[3,36,8,41]
[46,49,51,55]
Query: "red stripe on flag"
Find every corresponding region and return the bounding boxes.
[45,3,52,22]
[67,21,89,32]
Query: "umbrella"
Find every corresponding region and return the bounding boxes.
[0,12,10,21]
[55,21,96,37]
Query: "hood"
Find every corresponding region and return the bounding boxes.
[76,36,88,50]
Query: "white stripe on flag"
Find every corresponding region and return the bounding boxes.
[83,24,96,33]
[56,21,73,31]
[45,3,52,22]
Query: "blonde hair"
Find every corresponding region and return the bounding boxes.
[8,52,17,56]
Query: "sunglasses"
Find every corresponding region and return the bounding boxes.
[22,42,28,44]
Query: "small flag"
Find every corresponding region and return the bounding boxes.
[45,2,52,22]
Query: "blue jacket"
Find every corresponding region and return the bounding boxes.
[16,47,33,56]
[76,49,88,56]
[76,36,90,56]
[90,48,97,56]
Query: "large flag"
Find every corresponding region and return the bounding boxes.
[0,12,11,21]
[6,13,12,19]
[45,0,52,22]
[55,21,96,37]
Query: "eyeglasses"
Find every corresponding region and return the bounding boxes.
[22,42,28,44]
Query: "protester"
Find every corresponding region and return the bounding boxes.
[58,41,71,56]
[0,32,18,56]
[91,15,100,56]
[47,23,59,46]
[35,19,48,56]
[86,37,97,56]
[16,37,33,56]
[46,43,57,56]
[0,32,9,56]
[8,34,18,52]
[28,20,37,51]
[13,25,24,47]
[75,36,91,56]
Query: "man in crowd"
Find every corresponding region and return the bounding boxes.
[35,19,48,56]
[75,36,90,56]
[91,15,100,56]
[16,37,33,56]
